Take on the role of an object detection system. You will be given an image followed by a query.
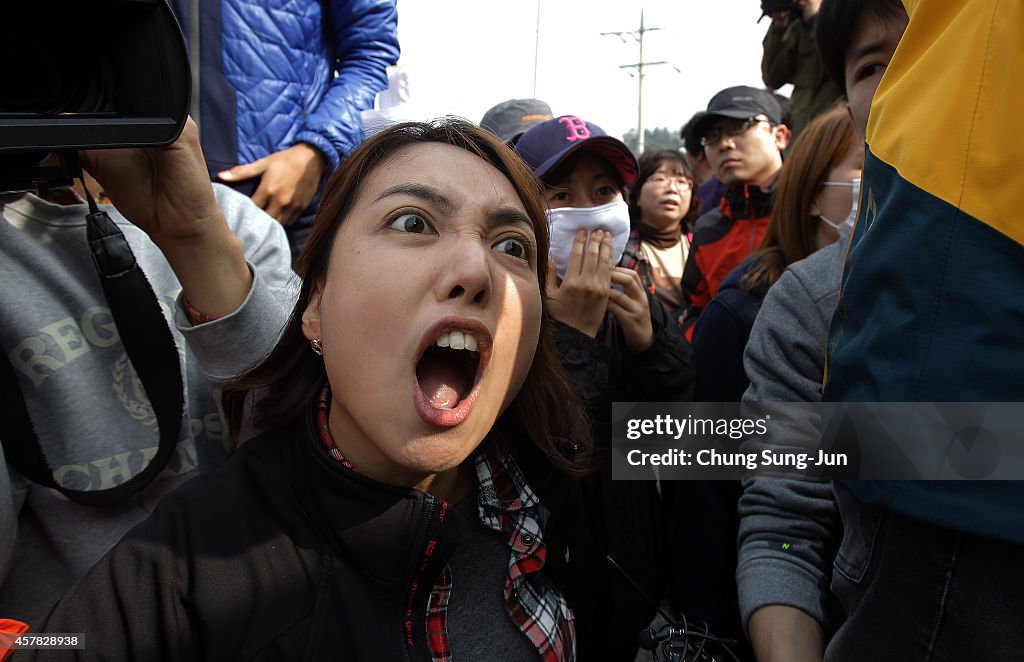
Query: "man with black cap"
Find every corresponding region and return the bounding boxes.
[679,85,791,336]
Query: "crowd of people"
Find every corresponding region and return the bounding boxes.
[1,0,1021,660]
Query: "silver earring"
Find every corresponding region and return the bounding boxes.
[311,338,323,356]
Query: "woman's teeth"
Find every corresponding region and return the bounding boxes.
[435,330,478,352]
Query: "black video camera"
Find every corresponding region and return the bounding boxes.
[0,0,190,191]
[761,0,798,12]
[759,0,799,22]
[0,0,192,507]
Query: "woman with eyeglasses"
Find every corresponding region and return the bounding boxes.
[621,150,702,316]
[692,104,861,402]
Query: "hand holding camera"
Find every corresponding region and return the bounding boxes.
[0,0,254,322]
[82,119,253,319]
[81,119,221,247]
[759,0,820,25]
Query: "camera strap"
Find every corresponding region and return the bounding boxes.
[0,165,184,506]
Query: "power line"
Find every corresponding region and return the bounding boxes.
[601,9,678,155]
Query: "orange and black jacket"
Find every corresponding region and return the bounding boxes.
[680,183,774,340]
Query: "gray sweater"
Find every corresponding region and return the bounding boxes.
[0,185,298,623]
[735,239,844,635]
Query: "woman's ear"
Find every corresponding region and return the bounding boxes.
[301,283,324,342]
[809,195,822,217]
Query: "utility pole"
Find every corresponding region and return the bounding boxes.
[532,0,541,98]
[601,10,671,156]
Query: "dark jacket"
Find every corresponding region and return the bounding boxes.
[681,185,774,338]
[698,177,728,218]
[671,260,765,662]
[553,294,695,660]
[553,293,694,408]
[30,413,606,661]
[692,257,766,402]
[761,17,842,140]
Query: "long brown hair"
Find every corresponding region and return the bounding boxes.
[740,106,858,296]
[222,118,592,474]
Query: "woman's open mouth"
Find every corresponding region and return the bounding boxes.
[413,318,492,427]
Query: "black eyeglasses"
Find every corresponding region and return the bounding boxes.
[700,117,771,148]
[646,174,693,190]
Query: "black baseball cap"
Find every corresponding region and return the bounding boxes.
[692,86,784,143]
[513,115,639,185]
[480,98,553,145]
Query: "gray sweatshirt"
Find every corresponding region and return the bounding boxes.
[0,185,298,623]
[735,239,844,635]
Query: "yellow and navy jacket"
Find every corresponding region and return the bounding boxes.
[823,0,1024,542]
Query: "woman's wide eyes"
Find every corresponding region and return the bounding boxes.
[493,237,530,260]
[388,213,433,234]
[387,212,531,261]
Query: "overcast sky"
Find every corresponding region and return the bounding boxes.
[390,0,785,141]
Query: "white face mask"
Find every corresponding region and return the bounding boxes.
[546,200,631,280]
[819,176,861,236]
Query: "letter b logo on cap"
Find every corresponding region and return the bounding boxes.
[559,116,591,142]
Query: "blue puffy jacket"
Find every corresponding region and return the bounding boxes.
[168,0,399,177]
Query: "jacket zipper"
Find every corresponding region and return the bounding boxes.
[745,184,758,251]
[400,496,436,661]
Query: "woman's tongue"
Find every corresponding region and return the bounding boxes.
[417,350,471,409]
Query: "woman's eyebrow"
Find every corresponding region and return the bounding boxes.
[374,182,456,215]
[489,207,533,232]
[376,182,533,232]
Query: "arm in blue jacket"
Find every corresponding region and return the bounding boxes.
[298,0,401,169]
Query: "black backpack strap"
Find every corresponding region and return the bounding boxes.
[1,189,184,506]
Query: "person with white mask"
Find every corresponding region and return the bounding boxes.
[737,3,909,657]
[816,175,861,237]
[514,115,695,661]
[673,106,861,661]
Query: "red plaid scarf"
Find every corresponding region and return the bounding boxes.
[316,387,574,660]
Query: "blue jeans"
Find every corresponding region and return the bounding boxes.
[825,485,1024,661]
